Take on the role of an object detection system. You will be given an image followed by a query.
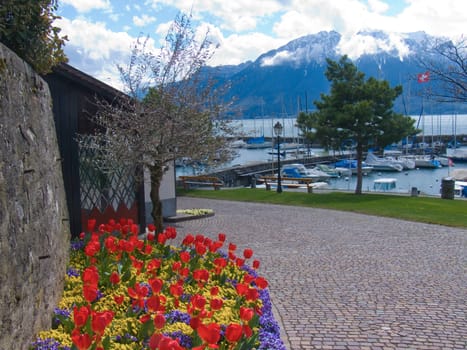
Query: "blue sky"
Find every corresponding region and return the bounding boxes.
[55,0,466,89]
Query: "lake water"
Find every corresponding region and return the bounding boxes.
[177,146,467,196]
[177,114,467,195]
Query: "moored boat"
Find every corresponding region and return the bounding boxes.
[365,152,403,172]
[373,178,397,191]
[334,159,373,175]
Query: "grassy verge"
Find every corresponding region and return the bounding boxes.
[177,188,467,228]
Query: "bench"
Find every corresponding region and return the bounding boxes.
[259,176,315,193]
[179,176,224,190]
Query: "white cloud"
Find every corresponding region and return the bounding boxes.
[261,50,293,66]
[57,0,467,87]
[394,0,467,38]
[368,0,390,14]
[148,0,283,32]
[60,0,111,13]
[56,17,158,89]
[133,14,157,27]
[209,31,287,66]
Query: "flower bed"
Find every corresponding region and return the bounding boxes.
[31,219,286,350]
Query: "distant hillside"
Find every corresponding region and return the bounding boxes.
[204,30,465,118]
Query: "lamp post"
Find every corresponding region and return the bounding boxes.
[273,121,283,193]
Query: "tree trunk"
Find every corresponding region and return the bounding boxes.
[355,144,363,195]
[149,164,164,233]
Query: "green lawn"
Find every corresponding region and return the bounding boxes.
[177,188,467,228]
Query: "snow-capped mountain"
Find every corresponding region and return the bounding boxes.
[205,30,463,118]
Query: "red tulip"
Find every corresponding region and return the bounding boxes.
[91,310,114,336]
[71,329,93,350]
[109,271,120,285]
[255,276,268,289]
[236,258,245,267]
[235,283,248,296]
[158,233,167,245]
[147,295,164,313]
[154,313,166,329]
[252,259,260,269]
[210,298,223,311]
[246,288,259,301]
[225,323,243,342]
[195,242,207,256]
[182,234,194,246]
[114,295,124,305]
[149,334,184,350]
[83,285,98,303]
[87,219,96,232]
[73,305,90,328]
[169,283,183,298]
[84,240,100,257]
[218,233,226,242]
[165,226,177,239]
[243,274,255,284]
[191,294,206,310]
[243,248,253,259]
[243,324,253,338]
[179,251,191,263]
[149,278,163,294]
[197,323,221,346]
[139,314,151,324]
[193,269,209,283]
[239,307,254,322]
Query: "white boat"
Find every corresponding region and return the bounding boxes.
[382,150,416,170]
[365,153,403,172]
[412,155,442,168]
[281,163,331,182]
[449,148,467,162]
[315,164,341,178]
[333,159,373,175]
[230,139,247,148]
[373,178,397,191]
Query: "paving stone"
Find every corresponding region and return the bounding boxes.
[173,197,467,350]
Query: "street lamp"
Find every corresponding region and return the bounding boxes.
[273,121,283,193]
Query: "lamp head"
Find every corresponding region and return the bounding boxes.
[273,121,283,136]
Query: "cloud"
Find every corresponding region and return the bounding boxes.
[148,0,283,32]
[56,17,156,90]
[367,0,390,14]
[394,0,467,38]
[60,0,111,13]
[209,31,287,66]
[133,14,157,27]
[57,0,467,88]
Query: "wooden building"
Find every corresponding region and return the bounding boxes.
[44,63,176,236]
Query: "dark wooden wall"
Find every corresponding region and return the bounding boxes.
[44,64,145,236]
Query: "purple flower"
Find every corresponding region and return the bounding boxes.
[30,338,70,350]
[162,331,192,348]
[66,267,80,277]
[165,310,191,325]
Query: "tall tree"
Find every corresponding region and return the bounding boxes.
[415,37,466,104]
[0,0,67,73]
[83,12,236,231]
[297,56,418,194]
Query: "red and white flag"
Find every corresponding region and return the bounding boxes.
[417,71,430,83]
[448,157,454,167]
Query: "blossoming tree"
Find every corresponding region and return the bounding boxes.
[84,12,237,231]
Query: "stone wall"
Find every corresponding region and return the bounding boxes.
[0,43,70,349]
